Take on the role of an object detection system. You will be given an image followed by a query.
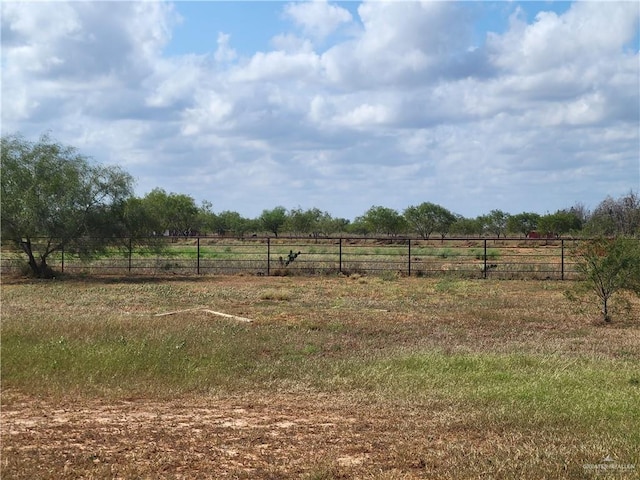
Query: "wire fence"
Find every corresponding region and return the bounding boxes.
[1,236,591,280]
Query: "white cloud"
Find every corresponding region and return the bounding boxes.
[1,1,638,219]
[271,33,315,54]
[318,0,480,89]
[1,2,176,81]
[1,2,81,75]
[230,49,321,82]
[1,1,182,130]
[489,2,639,73]
[214,32,237,63]
[334,103,390,128]
[145,55,206,108]
[283,0,352,41]
[181,92,234,135]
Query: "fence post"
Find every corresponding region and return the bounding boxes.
[561,239,564,280]
[128,238,132,272]
[483,238,488,279]
[197,237,200,275]
[408,239,411,277]
[339,237,342,274]
[61,244,64,274]
[267,237,271,276]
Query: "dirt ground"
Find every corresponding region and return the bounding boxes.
[2,389,482,479]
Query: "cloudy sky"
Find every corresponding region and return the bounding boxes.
[2,1,639,220]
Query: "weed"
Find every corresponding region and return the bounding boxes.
[260,289,293,301]
[379,270,400,282]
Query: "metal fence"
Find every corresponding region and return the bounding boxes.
[1,236,589,280]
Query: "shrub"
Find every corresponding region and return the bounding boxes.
[570,237,640,322]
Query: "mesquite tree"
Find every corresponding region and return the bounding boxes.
[260,207,288,237]
[358,206,406,237]
[403,202,456,240]
[571,237,640,322]
[1,133,133,278]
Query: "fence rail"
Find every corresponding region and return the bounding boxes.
[1,236,589,280]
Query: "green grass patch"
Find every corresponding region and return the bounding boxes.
[3,313,638,443]
[341,352,639,429]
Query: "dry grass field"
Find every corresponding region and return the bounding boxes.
[1,274,639,479]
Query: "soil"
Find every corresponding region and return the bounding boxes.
[2,390,467,479]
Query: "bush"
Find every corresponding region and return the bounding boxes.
[570,237,640,321]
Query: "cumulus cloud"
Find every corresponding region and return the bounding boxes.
[334,103,391,128]
[1,1,182,131]
[1,1,638,218]
[181,91,234,135]
[320,1,477,88]
[145,55,206,109]
[230,49,321,83]
[488,2,639,74]
[283,0,352,41]
[486,1,640,126]
[1,2,176,81]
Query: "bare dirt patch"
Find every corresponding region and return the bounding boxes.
[2,389,487,479]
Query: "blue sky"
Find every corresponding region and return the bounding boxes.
[2,1,639,220]
[167,2,287,56]
[167,2,574,56]
[167,2,640,65]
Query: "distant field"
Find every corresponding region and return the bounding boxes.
[0,236,583,279]
[2,275,638,479]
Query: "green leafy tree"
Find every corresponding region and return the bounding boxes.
[435,210,457,241]
[347,217,371,235]
[211,211,231,236]
[481,210,510,238]
[403,202,456,240]
[507,212,541,237]
[121,196,162,238]
[195,200,217,235]
[141,188,200,236]
[309,209,333,238]
[1,133,133,277]
[450,216,484,237]
[359,206,406,236]
[287,207,338,238]
[260,206,288,237]
[538,210,582,237]
[213,210,252,237]
[320,216,350,236]
[570,237,640,322]
[287,207,316,236]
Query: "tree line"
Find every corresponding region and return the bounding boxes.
[2,133,639,277]
[91,189,640,240]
